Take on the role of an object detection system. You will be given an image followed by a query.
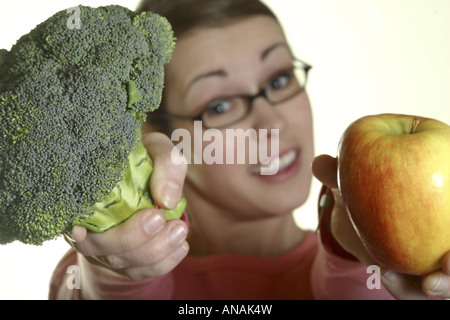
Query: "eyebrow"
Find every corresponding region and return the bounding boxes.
[260,42,290,61]
[184,41,290,95]
[185,69,227,95]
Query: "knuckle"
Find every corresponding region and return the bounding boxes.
[140,232,176,264]
[102,254,128,270]
[144,240,168,263]
[149,260,175,278]
[107,255,125,269]
[73,239,96,257]
[125,266,164,280]
[150,243,189,277]
[123,269,146,280]
[115,227,141,252]
[150,266,169,278]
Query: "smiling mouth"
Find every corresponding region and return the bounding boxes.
[250,149,299,175]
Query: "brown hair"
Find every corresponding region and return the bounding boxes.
[136,0,279,133]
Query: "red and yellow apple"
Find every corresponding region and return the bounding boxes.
[337,113,450,275]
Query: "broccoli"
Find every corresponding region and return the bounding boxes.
[0,5,186,245]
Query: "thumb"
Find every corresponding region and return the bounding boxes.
[311,154,339,189]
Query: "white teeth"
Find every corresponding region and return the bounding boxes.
[278,150,297,171]
[250,150,298,175]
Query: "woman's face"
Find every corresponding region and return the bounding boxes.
[163,16,314,217]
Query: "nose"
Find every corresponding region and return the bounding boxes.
[251,97,286,134]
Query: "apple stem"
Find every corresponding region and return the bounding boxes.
[410,117,420,134]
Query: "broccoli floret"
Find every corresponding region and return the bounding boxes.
[0,5,185,245]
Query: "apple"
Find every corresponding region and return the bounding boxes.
[337,113,450,275]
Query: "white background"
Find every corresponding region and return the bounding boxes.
[0,0,449,299]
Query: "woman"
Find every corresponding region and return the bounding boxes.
[50,0,450,299]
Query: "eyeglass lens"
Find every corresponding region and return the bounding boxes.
[202,64,308,128]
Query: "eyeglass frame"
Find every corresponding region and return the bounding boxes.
[158,58,312,129]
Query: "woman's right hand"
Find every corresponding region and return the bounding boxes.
[69,132,189,280]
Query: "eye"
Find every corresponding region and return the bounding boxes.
[267,70,294,90]
[204,99,232,117]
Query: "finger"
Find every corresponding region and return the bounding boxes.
[71,225,87,243]
[142,132,188,210]
[440,251,450,275]
[124,241,190,280]
[98,219,188,270]
[421,252,450,298]
[311,154,338,189]
[329,189,375,266]
[74,208,165,257]
[380,267,427,300]
[422,271,450,298]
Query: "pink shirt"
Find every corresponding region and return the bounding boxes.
[49,231,395,300]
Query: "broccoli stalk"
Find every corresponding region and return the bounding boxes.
[0,5,185,245]
[73,140,186,232]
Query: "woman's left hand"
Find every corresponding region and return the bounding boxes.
[312,154,450,299]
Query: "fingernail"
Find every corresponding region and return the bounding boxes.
[143,212,164,235]
[63,233,76,244]
[162,181,181,209]
[170,224,187,246]
[382,270,398,283]
[172,242,189,260]
[428,273,447,296]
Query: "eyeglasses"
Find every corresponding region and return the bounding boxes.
[160,59,312,129]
